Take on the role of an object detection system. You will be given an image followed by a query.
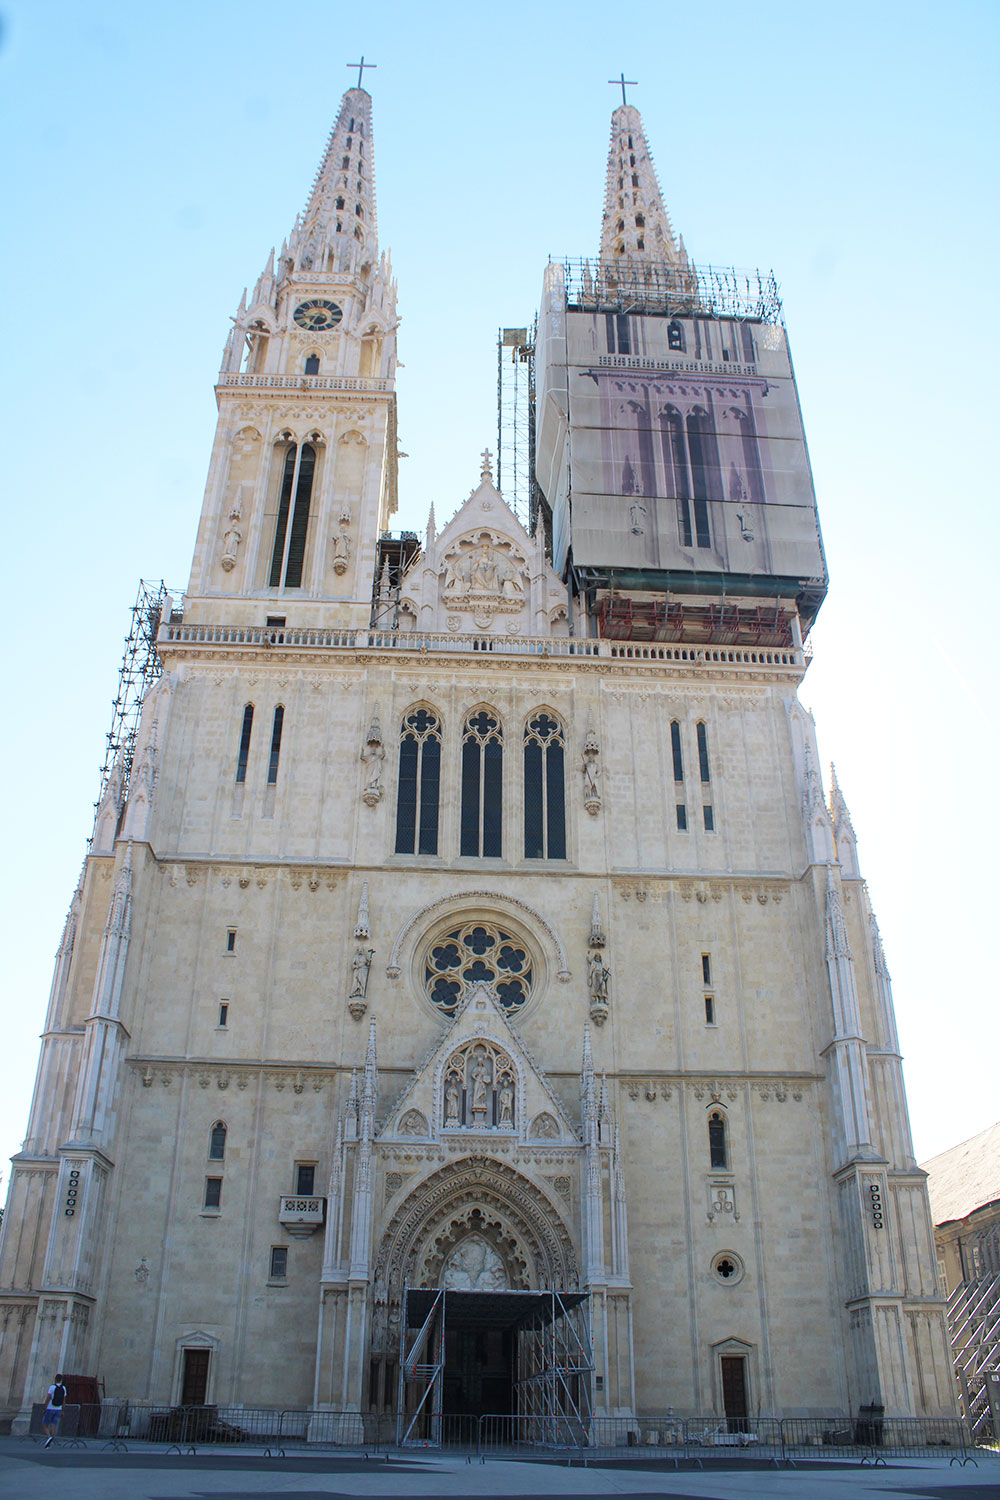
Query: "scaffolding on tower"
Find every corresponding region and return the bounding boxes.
[497,324,538,533]
[93,579,174,829]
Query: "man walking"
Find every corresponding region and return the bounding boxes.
[42,1374,66,1447]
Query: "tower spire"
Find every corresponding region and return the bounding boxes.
[600,104,690,271]
[289,87,379,278]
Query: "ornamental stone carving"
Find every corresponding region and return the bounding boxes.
[443,1041,516,1130]
[582,729,601,815]
[360,713,384,806]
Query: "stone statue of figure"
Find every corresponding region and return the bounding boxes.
[588,951,610,1004]
[470,1054,490,1116]
[445,1073,461,1125]
[498,1079,514,1126]
[332,528,351,574]
[221,514,242,571]
[471,543,500,593]
[582,753,599,800]
[349,950,369,999]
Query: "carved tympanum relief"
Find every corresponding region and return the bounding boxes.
[441,1234,508,1291]
[443,1041,516,1130]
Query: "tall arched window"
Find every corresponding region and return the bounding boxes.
[708,1110,728,1169]
[697,722,711,783]
[523,713,566,860]
[235,704,254,783]
[461,710,503,857]
[208,1121,227,1161]
[267,706,284,785]
[395,708,442,855]
[670,720,684,781]
[269,441,317,588]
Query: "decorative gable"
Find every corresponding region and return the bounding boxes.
[379,980,577,1145]
[397,463,569,636]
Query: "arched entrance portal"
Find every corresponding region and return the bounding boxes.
[371,1158,591,1439]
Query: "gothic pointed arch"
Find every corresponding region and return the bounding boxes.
[372,1156,579,1327]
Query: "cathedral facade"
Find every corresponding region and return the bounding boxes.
[0,88,955,1432]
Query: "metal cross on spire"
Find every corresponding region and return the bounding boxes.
[347,56,377,89]
[608,73,638,106]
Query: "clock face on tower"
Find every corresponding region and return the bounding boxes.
[293,299,343,331]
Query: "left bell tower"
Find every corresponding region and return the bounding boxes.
[185,85,398,629]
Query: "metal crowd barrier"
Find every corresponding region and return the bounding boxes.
[19,1403,979,1467]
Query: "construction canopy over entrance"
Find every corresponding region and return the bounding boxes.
[399,1288,592,1445]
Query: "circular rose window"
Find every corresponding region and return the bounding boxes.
[423,921,533,1016]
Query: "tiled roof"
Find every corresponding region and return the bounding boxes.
[920,1120,1000,1226]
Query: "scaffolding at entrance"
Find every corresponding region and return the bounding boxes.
[397,1287,593,1447]
[94,580,173,819]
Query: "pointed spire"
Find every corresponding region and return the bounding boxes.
[824,865,851,961]
[830,764,860,877]
[869,910,891,981]
[354,880,370,940]
[294,87,379,278]
[426,502,436,546]
[600,105,690,270]
[589,893,605,948]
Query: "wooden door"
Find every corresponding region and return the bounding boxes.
[180,1348,209,1405]
[720,1354,748,1433]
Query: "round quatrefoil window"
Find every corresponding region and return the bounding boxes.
[712,1252,745,1286]
[423,921,534,1016]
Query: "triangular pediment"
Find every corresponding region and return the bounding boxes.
[395,475,569,637]
[380,981,577,1144]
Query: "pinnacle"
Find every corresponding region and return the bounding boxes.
[600,103,688,270]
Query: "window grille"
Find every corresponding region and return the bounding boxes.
[424,921,532,1016]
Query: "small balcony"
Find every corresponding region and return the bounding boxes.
[278,1195,326,1239]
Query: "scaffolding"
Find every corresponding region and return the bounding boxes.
[370,531,421,629]
[948,1270,1000,1443]
[558,257,782,325]
[94,580,173,822]
[496,325,537,530]
[397,1286,593,1446]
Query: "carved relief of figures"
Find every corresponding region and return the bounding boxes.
[442,1042,516,1130]
[221,507,243,572]
[442,534,526,611]
[361,714,384,806]
[588,951,610,1026]
[582,729,601,815]
[332,526,352,575]
[442,1235,507,1291]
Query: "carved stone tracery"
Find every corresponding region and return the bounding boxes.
[443,1040,516,1130]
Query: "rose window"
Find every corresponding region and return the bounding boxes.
[424,922,532,1015]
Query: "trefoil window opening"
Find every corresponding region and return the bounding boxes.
[460,710,503,858]
[394,708,442,855]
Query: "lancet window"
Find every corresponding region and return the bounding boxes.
[266,706,284,785]
[235,705,254,783]
[394,707,442,855]
[443,1041,516,1130]
[268,441,318,588]
[460,710,503,857]
[709,1110,729,1169]
[208,1122,227,1161]
[523,713,566,860]
[423,922,533,1016]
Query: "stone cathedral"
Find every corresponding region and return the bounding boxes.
[0,86,956,1434]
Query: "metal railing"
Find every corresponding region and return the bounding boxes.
[20,1404,979,1467]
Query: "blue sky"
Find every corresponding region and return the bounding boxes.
[1,0,998,1179]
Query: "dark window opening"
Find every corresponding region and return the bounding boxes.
[269,1247,288,1279]
[705,994,716,1024]
[670,721,684,781]
[335,196,344,210]
[267,705,284,785]
[709,1111,728,1169]
[235,704,254,783]
[702,953,712,984]
[295,1163,316,1196]
[283,443,315,588]
[632,174,639,187]
[181,1349,210,1406]
[208,1122,227,1161]
[304,354,320,375]
[218,1001,229,1027]
[395,708,442,855]
[461,710,503,858]
[204,1177,222,1209]
[268,445,297,587]
[616,314,631,354]
[704,805,715,832]
[523,713,566,860]
[676,804,688,830]
[668,319,685,351]
[226,929,236,953]
[697,722,711,782]
[341,155,349,169]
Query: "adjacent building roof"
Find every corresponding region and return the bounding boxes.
[921,1121,1000,1226]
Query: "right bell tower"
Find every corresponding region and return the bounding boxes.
[535,99,829,647]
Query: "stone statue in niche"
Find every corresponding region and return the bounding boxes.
[348,948,373,1021]
[332,526,352,575]
[442,534,526,611]
[582,730,601,815]
[221,506,243,572]
[588,951,610,1026]
[360,714,385,806]
[443,1235,507,1291]
[442,1042,516,1129]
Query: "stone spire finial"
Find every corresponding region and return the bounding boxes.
[354,880,370,940]
[480,449,494,483]
[289,88,379,278]
[600,105,691,270]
